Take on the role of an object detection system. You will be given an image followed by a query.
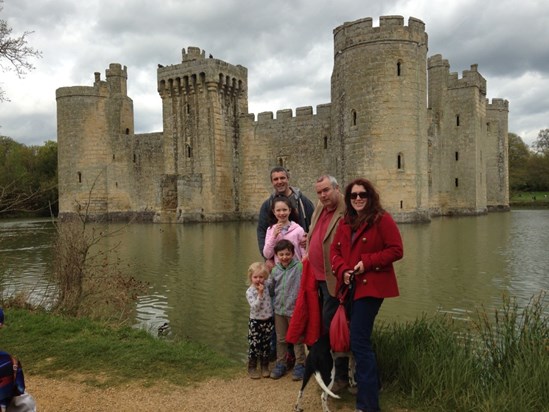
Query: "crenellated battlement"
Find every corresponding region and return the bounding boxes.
[157,46,247,99]
[487,98,509,111]
[448,64,486,94]
[56,64,127,100]
[252,104,332,124]
[333,15,427,56]
[427,54,450,70]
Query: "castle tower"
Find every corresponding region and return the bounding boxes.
[428,57,489,215]
[157,47,248,222]
[330,16,429,221]
[486,98,510,210]
[56,63,134,218]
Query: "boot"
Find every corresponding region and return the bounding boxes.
[260,357,270,378]
[248,357,260,379]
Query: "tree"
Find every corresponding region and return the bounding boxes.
[532,128,549,155]
[0,136,57,215]
[0,0,41,102]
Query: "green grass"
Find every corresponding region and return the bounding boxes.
[2,293,547,411]
[510,191,549,207]
[1,309,239,387]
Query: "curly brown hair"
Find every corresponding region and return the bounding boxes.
[343,178,385,231]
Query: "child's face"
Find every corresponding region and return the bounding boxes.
[251,271,265,287]
[273,201,290,223]
[276,248,294,267]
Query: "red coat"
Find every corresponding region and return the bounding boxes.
[285,258,322,346]
[330,212,403,300]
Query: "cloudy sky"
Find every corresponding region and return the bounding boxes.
[1,0,547,147]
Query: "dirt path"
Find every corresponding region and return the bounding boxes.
[27,372,360,412]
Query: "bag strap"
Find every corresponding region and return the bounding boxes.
[9,356,17,383]
[336,270,356,303]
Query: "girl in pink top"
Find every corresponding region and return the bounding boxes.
[263,197,306,263]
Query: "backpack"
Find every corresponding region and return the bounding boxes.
[0,353,35,412]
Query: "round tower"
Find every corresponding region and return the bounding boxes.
[56,64,134,218]
[331,16,429,221]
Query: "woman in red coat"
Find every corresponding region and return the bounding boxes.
[330,178,403,412]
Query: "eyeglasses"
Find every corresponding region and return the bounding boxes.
[350,192,368,200]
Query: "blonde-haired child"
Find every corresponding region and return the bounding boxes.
[245,262,274,379]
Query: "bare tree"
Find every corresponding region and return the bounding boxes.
[0,0,42,102]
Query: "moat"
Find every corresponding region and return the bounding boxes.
[1,209,548,361]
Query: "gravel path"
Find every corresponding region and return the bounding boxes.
[27,372,359,412]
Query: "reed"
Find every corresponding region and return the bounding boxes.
[375,292,548,411]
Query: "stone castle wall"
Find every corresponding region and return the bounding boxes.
[56,16,510,223]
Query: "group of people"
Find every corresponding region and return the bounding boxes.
[245,167,403,412]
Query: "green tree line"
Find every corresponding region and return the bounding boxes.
[0,136,57,216]
[509,129,549,192]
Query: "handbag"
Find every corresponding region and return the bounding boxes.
[329,272,356,352]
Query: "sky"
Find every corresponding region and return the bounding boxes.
[1,0,548,147]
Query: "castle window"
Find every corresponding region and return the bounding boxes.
[186,144,193,158]
[400,200,403,209]
[397,61,402,76]
[456,115,460,126]
[125,128,130,135]
[278,157,285,168]
[77,172,82,183]
[324,136,328,149]
[186,104,190,114]
[351,110,357,126]
[487,122,491,132]
[455,151,459,161]
[112,154,115,160]
[397,153,404,170]
[133,153,136,163]
[455,178,459,187]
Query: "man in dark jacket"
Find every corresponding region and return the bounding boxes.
[256,166,314,258]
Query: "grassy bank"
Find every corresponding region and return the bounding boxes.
[2,293,547,411]
[510,191,549,208]
[2,309,239,387]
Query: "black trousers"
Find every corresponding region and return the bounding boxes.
[318,281,350,382]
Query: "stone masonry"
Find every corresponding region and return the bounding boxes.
[56,15,509,224]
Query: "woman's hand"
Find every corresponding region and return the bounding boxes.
[343,270,353,285]
[353,261,364,275]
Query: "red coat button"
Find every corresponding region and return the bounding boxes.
[362,278,368,284]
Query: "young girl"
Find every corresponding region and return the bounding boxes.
[262,197,306,264]
[245,262,274,379]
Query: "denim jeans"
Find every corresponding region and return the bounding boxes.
[350,296,383,412]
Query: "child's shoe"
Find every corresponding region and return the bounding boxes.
[260,358,270,378]
[269,362,287,379]
[292,363,305,381]
[247,358,260,379]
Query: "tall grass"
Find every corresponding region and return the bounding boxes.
[375,292,548,412]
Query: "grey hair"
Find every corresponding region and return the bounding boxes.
[316,174,338,188]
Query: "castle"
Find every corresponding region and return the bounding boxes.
[56,15,509,224]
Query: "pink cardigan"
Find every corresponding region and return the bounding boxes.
[263,221,306,263]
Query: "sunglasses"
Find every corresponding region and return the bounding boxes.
[350,191,368,200]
